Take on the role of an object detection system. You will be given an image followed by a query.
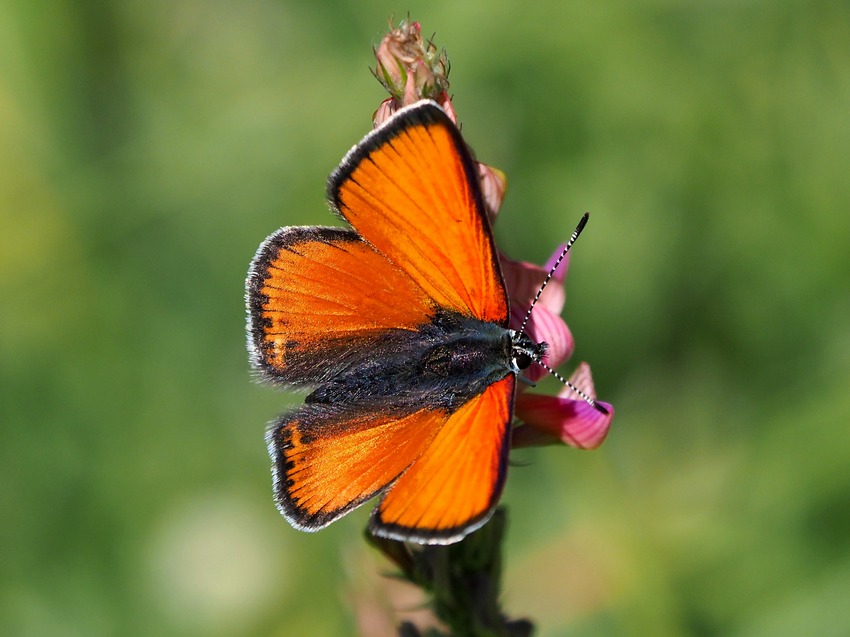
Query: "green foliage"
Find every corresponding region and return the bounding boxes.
[2,2,849,636]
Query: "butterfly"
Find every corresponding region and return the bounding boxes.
[246,100,591,544]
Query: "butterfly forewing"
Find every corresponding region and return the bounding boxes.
[246,226,433,385]
[330,102,508,326]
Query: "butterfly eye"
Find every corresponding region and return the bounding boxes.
[513,352,533,370]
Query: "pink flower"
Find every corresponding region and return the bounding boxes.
[478,164,508,223]
[512,362,614,449]
[501,248,614,450]
[500,249,574,383]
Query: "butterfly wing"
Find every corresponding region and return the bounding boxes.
[246,226,433,386]
[329,101,508,326]
[268,403,446,531]
[269,374,515,539]
[371,375,515,543]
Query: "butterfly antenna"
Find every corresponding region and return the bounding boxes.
[519,212,590,336]
[535,359,610,415]
[517,212,606,415]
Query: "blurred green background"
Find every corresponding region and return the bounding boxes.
[2,1,849,636]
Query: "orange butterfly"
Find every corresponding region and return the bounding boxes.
[247,100,577,544]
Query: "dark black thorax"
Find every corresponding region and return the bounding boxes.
[305,310,514,413]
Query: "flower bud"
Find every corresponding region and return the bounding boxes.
[372,18,451,126]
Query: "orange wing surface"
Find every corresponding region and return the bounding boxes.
[269,374,515,538]
[371,375,516,543]
[270,405,447,530]
[246,226,433,385]
[330,101,508,326]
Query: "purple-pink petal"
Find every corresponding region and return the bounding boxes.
[514,392,614,450]
[478,163,507,222]
[499,252,569,316]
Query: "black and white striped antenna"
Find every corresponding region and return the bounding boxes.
[518,212,589,336]
[519,212,608,414]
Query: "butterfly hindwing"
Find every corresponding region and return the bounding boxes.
[268,374,515,540]
[268,402,447,530]
[370,375,515,543]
